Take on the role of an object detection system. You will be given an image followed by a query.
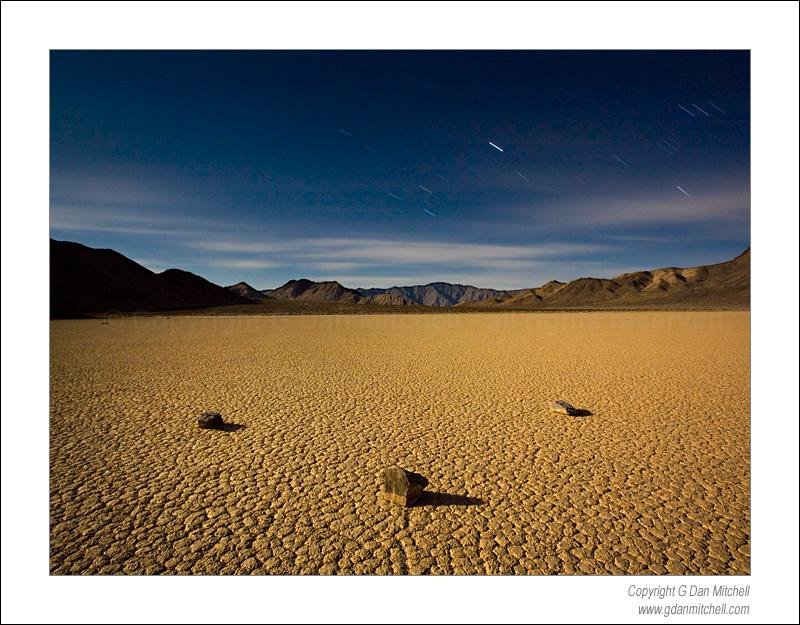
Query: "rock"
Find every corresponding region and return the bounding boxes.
[549,400,578,416]
[198,411,224,429]
[381,467,428,507]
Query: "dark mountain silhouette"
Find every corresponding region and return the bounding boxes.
[50,239,252,318]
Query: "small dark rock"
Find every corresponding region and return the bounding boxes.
[549,400,578,416]
[381,467,428,506]
[198,411,224,429]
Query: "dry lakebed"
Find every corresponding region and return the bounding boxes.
[50,312,750,575]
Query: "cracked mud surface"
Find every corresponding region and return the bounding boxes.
[50,312,750,575]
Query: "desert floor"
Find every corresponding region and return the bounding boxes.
[50,312,750,575]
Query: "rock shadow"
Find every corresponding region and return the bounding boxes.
[571,408,593,417]
[213,423,247,433]
[416,491,484,507]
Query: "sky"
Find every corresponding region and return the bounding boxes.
[50,51,750,290]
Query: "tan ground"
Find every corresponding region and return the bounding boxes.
[50,312,750,575]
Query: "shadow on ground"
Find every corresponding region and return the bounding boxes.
[572,408,593,417]
[214,423,247,433]
[417,491,484,507]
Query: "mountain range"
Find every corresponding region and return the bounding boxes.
[50,238,749,317]
[459,248,750,310]
[252,279,512,307]
[235,249,749,309]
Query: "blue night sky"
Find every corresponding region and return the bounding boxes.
[50,51,750,290]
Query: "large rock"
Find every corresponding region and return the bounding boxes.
[549,400,578,416]
[381,467,428,506]
[198,411,224,429]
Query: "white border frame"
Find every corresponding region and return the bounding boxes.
[2,2,798,623]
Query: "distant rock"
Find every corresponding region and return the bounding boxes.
[549,400,578,416]
[381,467,428,506]
[198,411,224,429]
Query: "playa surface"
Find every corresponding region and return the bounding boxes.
[50,312,750,575]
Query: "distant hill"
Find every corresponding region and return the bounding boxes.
[263,279,363,303]
[50,239,252,318]
[460,249,750,310]
[225,281,271,302]
[356,283,515,307]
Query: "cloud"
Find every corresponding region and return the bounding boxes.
[51,173,214,212]
[192,241,290,253]
[50,174,235,238]
[457,183,750,240]
[178,235,619,288]
[597,235,676,242]
[50,205,216,237]
[499,186,750,229]
[304,262,370,271]
[177,235,620,288]
[300,239,608,264]
[188,237,609,265]
[571,188,749,225]
[209,259,283,269]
